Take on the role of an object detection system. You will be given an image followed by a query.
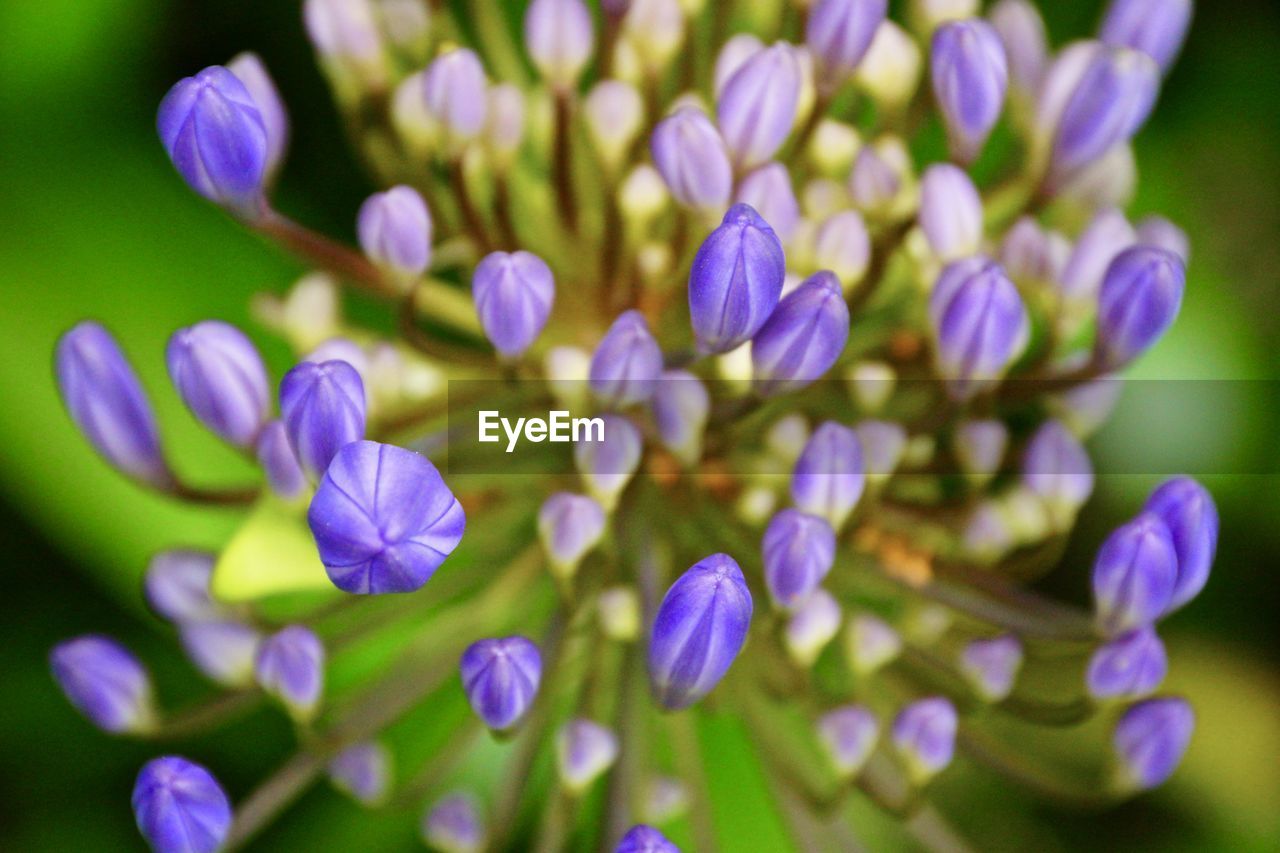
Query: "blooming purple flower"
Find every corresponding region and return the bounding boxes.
[1112,697,1194,790]
[525,0,595,89]
[279,359,367,480]
[166,320,270,447]
[472,250,556,359]
[329,741,392,806]
[717,43,803,170]
[1100,0,1193,73]
[308,440,465,594]
[423,48,488,144]
[751,271,850,396]
[556,718,620,792]
[806,0,889,86]
[255,624,325,720]
[929,257,1028,400]
[55,322,170,488]
[144,550,219,623]
[422,792,486,852]
[650,370,710,466]
[648,554,753,710]
[817,704,879,778]
[1021,419,1095,526]
[1144,477,1218,613]
[919,163,983,261]
[958,634,1023,702]
[132,756,232,853]
[735,163,801,243]
[157,66,268,213]
[762,509,837,611]
[180,620,262,687]
[616,824,679,853]
[1095,246,1185,369]
[460,636,543,730]
[688,203,786,353]
[791,421,866,529]
[988,0,1047,93]
[538,492,608,577]
[227,52,289,182]
[1086,627,1167,700]
[357,186,432,282]
[892,697,958,783]
[1093,512,1178,635]
[256,419,308,499]
[930,20,1008,163]
[50,636,156,734]
[784,588,842,667]
[590,310,664,408]
[574,414,643,509]
[650,107,733,211]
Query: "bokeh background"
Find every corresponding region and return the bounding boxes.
[1,1,1277,850]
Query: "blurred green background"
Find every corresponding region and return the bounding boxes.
[1,1,1277,850]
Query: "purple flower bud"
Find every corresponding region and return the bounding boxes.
[688,204,786,353]
[556,718,620,792]
[919,164,983,261]
[279,359,367,480]
[422,792,486,853]
[460,636,542,730]
[304,0,384,83]
[650,107,733,211]
[423,48,488,144]
[929,257,1028,400]
[648,554,753,710]
[357,186,432,281]
[714,34,764,97]
[1060,208,1137,302]
[1113,697,1194,790]
[845,612,902,674]
[930,20,1008,163]
[953,419,1009,486]
[525,0,595,88]
[1100,0,1193,73]
[256,419,307,499]
[999,216,1070,283]
[616,825,679,853]
[735,163,801,242]
[50,636,156,734]
[1086,627,1168,700]
[988,0,1047,93]
[309,440,465,594]
[848,144,902,213]
[166,321,270,447]
[817,704,880,778]
[329,741,392,806]
[55,322,169,487]
[144,550,219,623]
[959,634,1023,702]
[1021,420,1094,526]
[650,370,710,466]
[590,311,664,407]
[227,52,289,182]
[751,271,850,396]
[806,0,889,85]
[1093,512,1178,635]
[1144,477,1217,612]
[132,756,232,853]
[892,697,958,783]
[585,80,644,168]
[1095,246,1185,369]
[813,211,872,288]
[855,419,909,482]
[1136,215,1190,263]
[538,492,608,577]
[784,588,842,667]
[762,509,837,611]
[472,250,556,359]
[791,421,866,529]
[575,414,643,509]
[255,625,325,720]
[180,620,262,687]
[717,43,803,169]
[157,66,267,213]
[485,83,527,161]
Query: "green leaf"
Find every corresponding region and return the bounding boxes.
[211,496,336,602]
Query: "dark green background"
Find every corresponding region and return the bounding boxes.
[1,1,1277,850]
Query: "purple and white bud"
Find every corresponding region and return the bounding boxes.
[1087,627,1167,700]
[959,634,1023,702]
[166,321,270,448]
[848,143,904,215]
[987,0,1047,95]
[1095,246,1185,369]
[157,66,268,214]
[575,414,643,510]
[227,52,290,182]
[919,164,983,262]
[357,186,432,284]
[762,509,837,611]
[999,216,1070,284]
[255,625,325,721]
[953,419,1009,487]
[1100,0,1193,73]
[929,257,1029,400]
[524,0,595,89]
[856,21,924,111]
[279,359,367,480]
[1144,477,1217,612]
[713,34,763,98]
[806,0,888,88]
[792,421,866,529]
[1060,208,1137,303]
[650,369,710,466]
[735,163,801,243]
[930,20,1008,164]
[892,697,958,783]
[423,48,489,148]
[717,43,803,170]
[304,0,386,92]
[50,636,156,734]
[585,80,645,170]
[180,620,262,687]
[590,311,664,408]
[460,636,542,731]
[422,792,486,853]
[847,361,896,414]
[539,492,608,579]
[556,719,620,793]
[1021,420,1095,529]
[845,613,902,675]
[256,419,308,499]
[329,741,392,806]
[132,756,232,853]
[1093,512,1178,635]
[813,211,872,289]
[752,271,850,396]
[818,705,880,778]
[688,203,787,353]
[650,107,733,211]
[309,440,465,594]
[1059,143,1138,209]
[855,419,909,484]
[616,825,679,853]
[622,0,687,74]
[1136,215,1190,263]
[1112,697,1194,790]
[1046,376,1124,438]
[784,588,843,667]
[144,550,220,623]
[648,554,753,710]
[472,250,555,359]
[55,322,170,488]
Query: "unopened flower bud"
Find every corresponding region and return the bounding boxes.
[472,250,555,359]
[423,48,489,148]
[255,625,325,721]
[1060,208,1137,303]
[717,43,803,170]
[988,0,1047,94]
[818,705,879,778]
[856,21,923,110]
[959,634,1023,702]
[911,0,978,35]
[1112,697,1194,790]
[422,792,486,853]
[848,140,912,217]
[892,697,958,784]
[539,492,608,579]
[132,756,231,853]
[930,20,1008,164]
[1021,419,1094,529]
[845,612,902,675]
[166,321,270,447]
[622,0,686,74]
[813,211,872,289]
[1087,627,1167,700]
[1095,246,1185,369]
[792,421,866,529]
[650,107,732,212]
[953,419,1008,487]
[575,414,643,510]
[1144,477,1217,612]
[999,216,1070,284]
[808,120,862,177]
[358,186,432,284]
[847,361,896,413]
[919,164,983,262]
[304,0,386,93]
[525,0,595,89]
[689,203,786,353]
[1136,215,1190,263]
[50,636,156,734]
[929,257,1028,400]
[735,163,801,242]
[1093,512,1178,635]
[590,311,663,408]
[460,636,542,731]
[144,550,220,623]
[227,52,290,182]
[713,34,763,97]
[585,80,644,171]
[180,620,262,687]
[807,0,888,88]
[257,419,308,499]
[752,271,850,396]
[544,345,593,411]
[280,359,367,479]
[557,719,619,792]
[1100,0,1193,73]
[855,419,908,485]
[598,586,642,641]
[784,588,842,667]
[616,825,679,853]
[650,370,710,466]
[762,509,837,611]
[329,741,392,806]
[484,83,526,166]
